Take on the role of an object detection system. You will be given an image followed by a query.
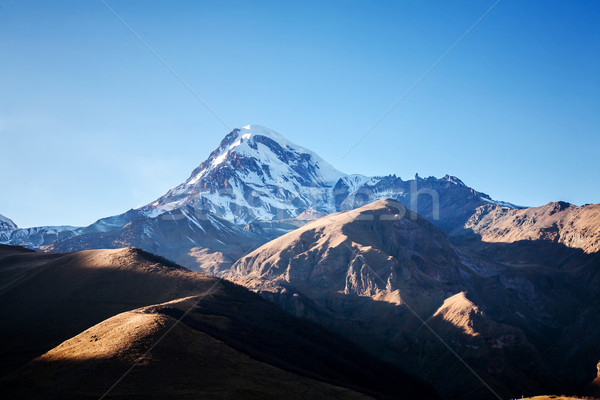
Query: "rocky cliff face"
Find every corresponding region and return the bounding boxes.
[463,201,600,253]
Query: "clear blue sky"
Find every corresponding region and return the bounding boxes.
[1,0,598,228]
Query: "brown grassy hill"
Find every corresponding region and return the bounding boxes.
[0,245,437,399]
[0,246,216,376]
[0,298,372,400]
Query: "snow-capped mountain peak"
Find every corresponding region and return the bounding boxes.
[142,125,346,223]
[186,125,344,186]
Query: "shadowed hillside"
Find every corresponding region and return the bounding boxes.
[0,245,437,399]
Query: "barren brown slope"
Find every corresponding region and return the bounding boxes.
[229,198,466,307]
[463,202,600,253]
[0,244,63,292]
[0,299,372,400]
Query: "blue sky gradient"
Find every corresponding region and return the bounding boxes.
[1,0,599,227]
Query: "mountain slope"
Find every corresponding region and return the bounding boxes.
[0,246,216,376]
[227,199,558,399]
[1,224,80,247]
[333,174,518,233]
[1,304,372,400]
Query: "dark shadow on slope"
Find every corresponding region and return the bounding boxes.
[0,310,377,400]
[450,232,600,391]
[0,244,36,255]
[0,248,219,377]
[256,283,563,400]
[161,281,440,400]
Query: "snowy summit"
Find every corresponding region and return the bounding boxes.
[142,125,346,223]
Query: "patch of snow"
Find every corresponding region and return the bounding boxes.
[212,152,228,167]
[182,208,206,233]
[187,169,207,186]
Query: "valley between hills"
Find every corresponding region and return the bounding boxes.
[1,125,599,400]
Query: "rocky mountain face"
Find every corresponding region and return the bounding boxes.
[462,201,600,253]
[226,199,574,399]
[333,173,517,233]
[0,210,152,249]
[46,206,267,274]
[0,225,80,248]
[449,201,600,393]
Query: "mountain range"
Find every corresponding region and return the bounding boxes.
[0,125,518,272]
[1,125,599,399]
